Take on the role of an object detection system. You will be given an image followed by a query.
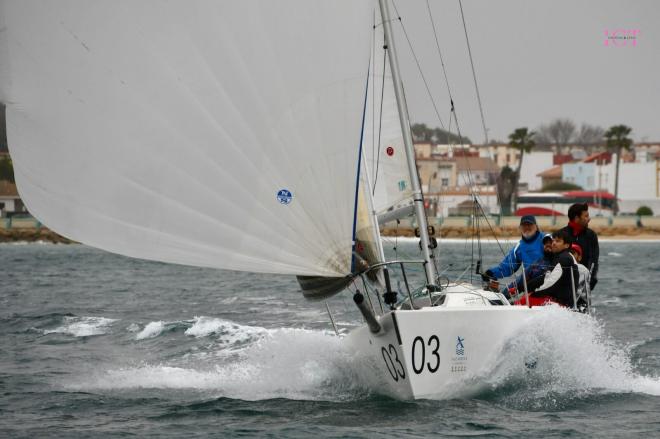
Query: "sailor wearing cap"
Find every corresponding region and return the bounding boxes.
[482,215,545,294]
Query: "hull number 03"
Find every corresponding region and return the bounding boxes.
[381,344,406,381]
[412,335,440,374]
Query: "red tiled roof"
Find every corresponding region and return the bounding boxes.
[582,152,612,164]
[515,207,564,217]
[537,165,562,178]
[553,154,573,165]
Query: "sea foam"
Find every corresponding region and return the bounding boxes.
[44,316,117,337]
[185,316,266,339]
[135,321,167,340]
[64,310,660,403]
[69,319,361,401]
[480,306,660,404]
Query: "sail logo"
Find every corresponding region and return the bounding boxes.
[276,189,293,205]
[604,29,640,47]
[398,180,407,191]
[456,336,465,356]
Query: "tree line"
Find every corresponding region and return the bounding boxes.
[413,118,610,151]
[411,123,471,145]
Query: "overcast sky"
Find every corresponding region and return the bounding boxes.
[391,0,659,143]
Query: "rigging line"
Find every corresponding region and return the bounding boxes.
[458,0,489,146]
[425,0,507,251]
[394,220,399,260]
[470,199,475,283]
[392,0,488,216]
[390,0,446,131]
[474,199,483,281]
[371,14,376,185]
[392,1,501,265]
[476,198,484,264]
[456,0,509,252]
[372,40,388,195]
[425,0,454,107]
[391,0,475,193]
[475,199,508,256]
[420,0,479,194]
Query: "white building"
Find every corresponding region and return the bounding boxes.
[431,188,500,217]
[559,155,660,214]
[602,156,660,214]
[519,151,554,191]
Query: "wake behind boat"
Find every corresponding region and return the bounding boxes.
[0,0,579,400]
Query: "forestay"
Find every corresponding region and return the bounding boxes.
[0,1,374,277]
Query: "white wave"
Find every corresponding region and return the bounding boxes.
[608,252,623,257]
[600,296,623,305]
[184,316,266,341]
[135,321,166,340]
[482,307,660,399]
[69,321,362,401]
[44,316,117,337]
[63,310,660,402]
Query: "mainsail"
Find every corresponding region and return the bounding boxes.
[0,1,375,278]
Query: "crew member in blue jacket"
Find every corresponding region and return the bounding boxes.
[509,232,554,294]
[482,215,545,292]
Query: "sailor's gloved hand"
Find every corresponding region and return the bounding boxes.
[481,270,495,282]
[589,277,598,290]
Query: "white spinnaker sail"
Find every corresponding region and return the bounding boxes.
[0,1,374,277]
[362,18,414,224]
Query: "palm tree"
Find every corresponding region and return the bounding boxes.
[508,127,535,212]
[604,125,633,215]
[497,166,516,215]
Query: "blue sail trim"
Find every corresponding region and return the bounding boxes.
[350,68,371,274]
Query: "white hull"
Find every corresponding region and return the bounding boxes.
[344,284,545,399]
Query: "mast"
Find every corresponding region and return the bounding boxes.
[378,0,437,287]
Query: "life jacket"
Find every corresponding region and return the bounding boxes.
[513,294,562,307]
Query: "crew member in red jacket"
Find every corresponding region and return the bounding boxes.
[559,203,599,290]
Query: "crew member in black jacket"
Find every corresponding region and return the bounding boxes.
[531,230,579,308]
[560,203,599,290]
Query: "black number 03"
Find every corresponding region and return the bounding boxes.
[412,335,440,374]
[381,344,406,381]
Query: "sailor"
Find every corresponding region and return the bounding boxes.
[520,230,579,308]
[560,203,599,291]
[482,215,545,295]
[569,243,591,311]
[507,232,554,297]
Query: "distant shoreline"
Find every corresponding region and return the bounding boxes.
[0,228,75,244]
[2,225,660,244]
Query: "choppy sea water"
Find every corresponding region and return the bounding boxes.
[2,239,660,438]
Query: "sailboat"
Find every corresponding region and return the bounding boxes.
[0,0,549,399]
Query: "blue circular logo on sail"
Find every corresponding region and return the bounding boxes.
[277,189,293,205]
